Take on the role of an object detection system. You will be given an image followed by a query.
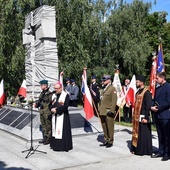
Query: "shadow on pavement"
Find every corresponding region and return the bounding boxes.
[0,161,31,170]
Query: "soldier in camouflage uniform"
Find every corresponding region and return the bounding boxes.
[35,80,52,145]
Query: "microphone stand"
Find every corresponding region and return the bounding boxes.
[22,100,47,158]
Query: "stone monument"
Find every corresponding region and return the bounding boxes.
[22,5,58,100]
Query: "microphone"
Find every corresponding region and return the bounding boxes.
[50,91,56,94]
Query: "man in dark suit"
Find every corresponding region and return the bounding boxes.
[151,72,170,161]
[70,79,79,107]
[99,75,117,148]
[90,75,100,117]
[65,78,72,95]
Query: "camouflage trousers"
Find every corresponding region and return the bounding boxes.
[39,108,51,140]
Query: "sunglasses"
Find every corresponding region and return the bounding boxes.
[54,87,61,90]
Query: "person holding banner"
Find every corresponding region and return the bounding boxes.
[122,78,132,123]
[49,81,73,152]
[90,75,100,117]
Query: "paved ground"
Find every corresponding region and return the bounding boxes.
[1,122,170,170]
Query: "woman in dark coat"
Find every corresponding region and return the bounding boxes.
[49,81,73,152]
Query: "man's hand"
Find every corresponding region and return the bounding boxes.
[141,118,148,124]
[151,106,158,112]
[51,108,57,114]
[107,111,114,117]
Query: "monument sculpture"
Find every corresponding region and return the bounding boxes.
[22,5,58,100]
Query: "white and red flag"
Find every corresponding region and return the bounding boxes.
[81,68,94,120]
[125,75,137,108]
[18,79,27,98]
[0,80,5,105]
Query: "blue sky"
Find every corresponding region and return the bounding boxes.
[148,0,170,22]
[105,0,170,22]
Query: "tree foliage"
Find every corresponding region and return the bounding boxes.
[0,0,170,95]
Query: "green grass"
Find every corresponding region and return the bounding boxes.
[115,118,157,131]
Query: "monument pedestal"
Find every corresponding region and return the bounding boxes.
[0,106,101,141]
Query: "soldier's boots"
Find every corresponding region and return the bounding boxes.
[39,137,50,145]
[39,139,45,144]
[43,137,50,145]
[43,139,50,145]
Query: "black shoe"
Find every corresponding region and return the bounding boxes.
[39,139,45,144]
[151,153,163,158]
[43,140,50,145]
[161,156,169,161]
[106,143,113,148]
[99,142,108,147]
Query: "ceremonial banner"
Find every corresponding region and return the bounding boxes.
[0,80,5,105]
[81,69,94,120]
[18,79,27,98]
[125,75,137,108]
[157,43,165,73]
[149,56,157,98]
[112,71,125,108]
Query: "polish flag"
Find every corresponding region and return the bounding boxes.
[0,80,5,105]
[18,79,27,98]
[125,75,137,108]
[81,68,94,120]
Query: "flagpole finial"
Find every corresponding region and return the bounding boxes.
[152,52,156,56]
[159,36,162,43]
[115,64,119,70]
[152,52,157,59]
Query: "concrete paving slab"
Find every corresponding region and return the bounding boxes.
[1,121,170,170]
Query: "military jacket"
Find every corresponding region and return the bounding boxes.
[36,88,52,110]
[99,84,117,116]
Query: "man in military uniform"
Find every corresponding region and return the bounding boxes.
[35,80,52,145]
[99,75,117,148]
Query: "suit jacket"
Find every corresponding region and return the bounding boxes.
[70,84,79,100]
[99,84,117,116]
[65,84,72,95]
[154,82,170,119]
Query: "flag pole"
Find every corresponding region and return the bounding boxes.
[91,99,103,127]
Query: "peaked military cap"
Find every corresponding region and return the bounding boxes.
[101,75,111,81]
[91,75,97,79]
[71,79,75,83]
[65,78,70,82]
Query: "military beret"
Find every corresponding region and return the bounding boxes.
[39,80,48,85]
[91,75,97,79]
[136,75,146,83]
